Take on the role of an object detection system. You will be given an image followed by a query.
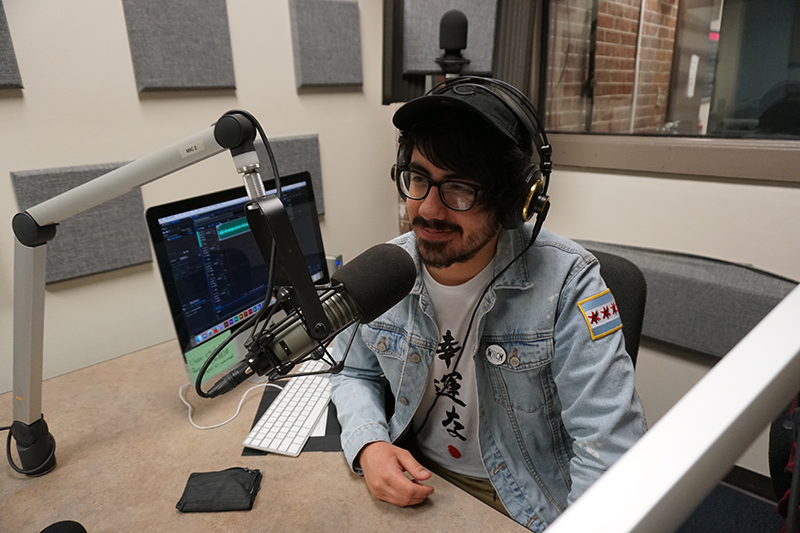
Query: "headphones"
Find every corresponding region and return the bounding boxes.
[396,78,554,436]
[394,76,552,228]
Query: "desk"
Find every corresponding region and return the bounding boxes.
[1,341,522,532]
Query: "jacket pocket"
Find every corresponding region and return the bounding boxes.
[481,337,553,414]
[361,323,407,361]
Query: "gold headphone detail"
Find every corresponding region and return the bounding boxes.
[521,179,550,223]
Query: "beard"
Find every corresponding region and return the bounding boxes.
[412,214,501,269]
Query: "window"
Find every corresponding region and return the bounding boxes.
[541,0,800,182]
[381,0,538,105]
[381,0,800,183]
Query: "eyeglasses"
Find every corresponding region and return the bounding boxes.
[395,168,482,211]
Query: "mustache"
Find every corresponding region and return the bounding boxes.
[411,216,463,235]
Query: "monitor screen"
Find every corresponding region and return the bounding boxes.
[146,171,328,383]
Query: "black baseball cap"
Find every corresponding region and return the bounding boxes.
[392,81,526,147]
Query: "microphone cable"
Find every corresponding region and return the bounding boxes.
[412,213,547,437]
[193,242,279,399]
[194,110,282,399]
[178,381,284,430]
[225,108,283,196]
[1,423,56,476]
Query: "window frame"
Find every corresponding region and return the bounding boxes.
[548,133,800,184]
[535,1,800,185]
[382,0,800,185]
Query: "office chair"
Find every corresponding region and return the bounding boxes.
[769,400,795,501]
[587,249,648,368]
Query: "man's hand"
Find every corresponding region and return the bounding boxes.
[358,441,434,507]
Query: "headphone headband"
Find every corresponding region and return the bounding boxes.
[392,76,553,226]
[426,76,552,194]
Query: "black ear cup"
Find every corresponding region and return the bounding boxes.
[520,168,550,223]
[518,165,539,222]
[391,164,408,201]
[392,144,412,200]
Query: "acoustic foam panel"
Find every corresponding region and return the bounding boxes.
[289,0,363,88]
[403,0,497,75]
[254,134,325,215]
[578,240,798,359]
[0,0,22,88]
[121,0,235,92]
[11,163,153,284]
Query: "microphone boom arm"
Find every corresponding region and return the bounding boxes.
[10,112,272,476]
[245,196,330,340]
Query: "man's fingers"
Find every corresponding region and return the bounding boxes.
[360,442,434,507]
[373,470,434,506]
[396,451,432,482]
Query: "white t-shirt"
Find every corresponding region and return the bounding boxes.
[412,258,496,479]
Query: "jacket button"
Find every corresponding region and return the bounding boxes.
[376,336,387,352]
[510,356,520,368]
[398,397,409,406]
[410,353,420,363]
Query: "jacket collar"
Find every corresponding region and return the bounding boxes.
[394,225,537,296]
[492,225,535,290]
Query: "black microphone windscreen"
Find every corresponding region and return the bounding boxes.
[39,522,88,533]
[439,9,468,51]
[331,243,416,323]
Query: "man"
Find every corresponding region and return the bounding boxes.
[329,78,646,531]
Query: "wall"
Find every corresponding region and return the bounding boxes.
[0,1,401,395]
[545,0,679,133]
[546,167,800,476]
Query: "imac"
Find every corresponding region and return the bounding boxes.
[145,171,328,386]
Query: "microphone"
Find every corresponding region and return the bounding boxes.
[207,243,416,397]
[435,9,470,74]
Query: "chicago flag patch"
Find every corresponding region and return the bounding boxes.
[578,289,623,340]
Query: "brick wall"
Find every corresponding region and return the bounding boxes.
[545,0,679,134]
[545,0,594,132]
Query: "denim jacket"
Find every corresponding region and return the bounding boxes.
[329,225,646,531]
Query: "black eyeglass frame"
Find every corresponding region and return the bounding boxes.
[394,167,483,212]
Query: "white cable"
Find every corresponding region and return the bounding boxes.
[179,381,283,430]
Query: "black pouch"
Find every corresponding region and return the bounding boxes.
[176,467,262,513]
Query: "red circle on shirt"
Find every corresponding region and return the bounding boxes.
[448,445,461,459]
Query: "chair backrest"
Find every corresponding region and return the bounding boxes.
[588,249,648,367]
[769,400,794,501]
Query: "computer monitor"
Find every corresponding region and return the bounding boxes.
[145,171,328,385]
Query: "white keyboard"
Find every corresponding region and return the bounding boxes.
[243,359,331,457]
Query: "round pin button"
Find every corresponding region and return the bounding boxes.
[485,344,507,365]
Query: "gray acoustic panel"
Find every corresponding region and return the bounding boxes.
[121,0,235,92]
[289,0,363,88]
[0,0,22,88]
[254,134,325,215]
[11,163,153,284]
[578,240,799,359]
[403,0,497,75]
